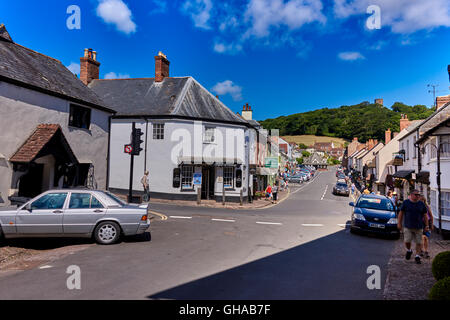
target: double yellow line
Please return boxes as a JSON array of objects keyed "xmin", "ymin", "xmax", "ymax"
[{"xmin": 148, "ymin": 210, "xmax": 168, "ymax": 221}]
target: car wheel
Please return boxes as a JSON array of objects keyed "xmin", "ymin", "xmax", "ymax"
[{"xmin": 94, "ymin": 221, "xmax": 121, "ymax": 245}]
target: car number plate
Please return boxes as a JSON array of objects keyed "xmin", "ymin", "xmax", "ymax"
[{"xmin": 369, "ymin": 223, "xmax": 385, "ymax": 229}]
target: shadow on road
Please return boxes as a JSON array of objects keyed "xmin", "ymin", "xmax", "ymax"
[{"xmin": 147, "ymin": 228, "xmax": 397, "ymax": 300}]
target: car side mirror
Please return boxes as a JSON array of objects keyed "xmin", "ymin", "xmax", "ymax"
[
  {"xmin": 25, "ymin": 203, "xmax": 32, "ymax": 212},
  {"xmin": 349, "ymin": 202, "xmax": 355, "ymax": 207}
]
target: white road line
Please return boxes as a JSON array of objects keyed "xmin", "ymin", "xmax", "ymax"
[
  {"xmin": 39, "ymin": 265, "xmax": 53, "ymax": 269},
  {"xmin": 169, "ymin": 216, "xmax": 192, "ymax": 219},
  {"xmin": 302, "ymin": 224, "xmax": 324, "ymax": 227},
  {"xmin": 211, "ymin": 218, "xmax": 235, "ymax": 223},
  {"xmin": 256, "ymin": 221, "xmax": 283, "ymax": 226},
  {"xmin": 320, "ymin": 185, "xmax": 328, "ymax": 200},
  {"xmin": 337, "ymin": 223, "xmax": 352, "ymax": 227}
]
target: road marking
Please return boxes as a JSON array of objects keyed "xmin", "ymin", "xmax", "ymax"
[
  {"xmin": 320, "ymin": 185, "xmax": 328, "ymax": 200},
  {"xmin": 301, "ymin": 224, "xmax": 324, "ymax": 227},
  {"xmin": 211, "ymin": 218, "xmax": 235, "ymax": 223},
  {"xmin": 337, "ymin": 223, "xmax": 352, "ymax": 227},
  {"xmin": 169, "ymin": 216, "xmax": 192, "ymax": 219},
  {"xmin": 148, "ymin": 210, "xmax": 168, "ymax": 220},
  {"xmin": 256, "ymin": 221, "xmax": 283, "ymax": 225},
  {"xmin": 39, "ymin": 265, "xmax": 53, "ymax": 269},
  {"xmin": 292, "ymin": 172, "xmax": 321, "ymax": 194}
]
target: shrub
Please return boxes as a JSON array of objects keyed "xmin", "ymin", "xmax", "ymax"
[
  {"xmin": 432, "ymin": 251, "xmax": 450, "ymax": 281},
  {"xmin": 429, "ymin": 276, "xmax": 450, "ymax": 300}
]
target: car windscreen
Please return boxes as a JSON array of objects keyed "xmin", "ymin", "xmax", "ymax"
[
  {"xmin": 336, "ymin": 183, "xmax": 347, "ymax": 188},
  {"xmin": 357, "ymin": 197, "xmax": 394, "ymax": 211}
]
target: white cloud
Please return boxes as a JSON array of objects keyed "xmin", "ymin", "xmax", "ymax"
[
  {"xmin": 66, "ymin": 62, "xmax": 80, "ymax": 75},
  {"xmin": 243, "ymin": 0, "xmax": 326, "ymax": 39},
  {"xmin": 213, "ymin": 41, "xmax": 242, "ymax": 54},
  {"xmin": 96, "ymin": 0, "xmax": 137, "ymax": 34},
  {"xmin": 338, "ymin": 51, "xmax": 365, "ymax": 61},
  {"xmin": 212, "ymin": 80, "xmax": 243, "ymax": 101},
  {"xmin": 182, "ymin": 0, "xmax": 213, "ymax": 30},
  {"xmin": 333, "ymin": 0, "xmax": 450, "ymax": 34},
  {"xmin": 104, "ymin": 72, "xmax": 131, "ymax": 79}
]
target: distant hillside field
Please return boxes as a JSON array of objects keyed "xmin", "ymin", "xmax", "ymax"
[{"xmin": 281, "ymin": 135, "xmax": 348, "ymax": 148}]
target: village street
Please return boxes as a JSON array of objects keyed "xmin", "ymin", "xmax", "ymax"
[{"xmin": 0, "ymin": 167, "xmax": 396, "ymax": 300}]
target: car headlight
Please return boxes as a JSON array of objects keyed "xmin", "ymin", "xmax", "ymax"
[
  {"xmin": 354, "ymin": 213, "xmax": 366, "ymax": 221},
  {"xmin": 387, "ymin": 218, "xmax": 398, "ymax": 224}
]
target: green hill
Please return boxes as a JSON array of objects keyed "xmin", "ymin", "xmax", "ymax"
[{"xmin": 259, "ymin": 102, "xmax": 434, "ymax": 143}]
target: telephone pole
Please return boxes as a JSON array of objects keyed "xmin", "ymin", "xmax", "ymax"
[{"xmin": 427, "ymin": 84, "xmax": 439, "ymax": 109}]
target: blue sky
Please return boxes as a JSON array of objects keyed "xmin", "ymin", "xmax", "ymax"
[{"xmin": 1, "ymin": 0, "xmax": 450, "ymax": 120}]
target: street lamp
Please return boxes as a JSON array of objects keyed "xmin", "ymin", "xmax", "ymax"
[{"xmin": 420, "ymin": 140, "xmax": 450, "ymax": 239}]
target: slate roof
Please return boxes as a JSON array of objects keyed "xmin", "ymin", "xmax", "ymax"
[
  {"xmin": 89, "ymin": 77, "xmax": 248, "ymax": 125},
  {"xmin": 9, "ymin": 124, "xmax": 77, "ymax": 163},
  {"xmin": 0, "ymin": 26, "xmax": 113, "ymax": 113}
]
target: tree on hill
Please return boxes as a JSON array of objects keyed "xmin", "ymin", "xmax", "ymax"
[{"xmin": 259, "ymin": 102, "xmax": 434, "ymax": 143}]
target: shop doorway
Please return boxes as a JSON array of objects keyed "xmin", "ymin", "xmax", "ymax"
[{"xmin": 201, "ymin": 166, "xmax": 215, "ymax": 200}]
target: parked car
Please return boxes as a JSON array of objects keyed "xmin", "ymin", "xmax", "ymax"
[
  {"xmin": 0, "ymin": 189, "xmax": 150, "ymax": 245},
  {"xmin": 288, "ymin": 174, "xmax": 304, "ymax": 184},
  {"xmin": 349, "ymin": 194, "xmax": 399, "ymax": 239},
  {"xmin": 333, "ymin": 182, "xmax": 349, "ymax": 196}
]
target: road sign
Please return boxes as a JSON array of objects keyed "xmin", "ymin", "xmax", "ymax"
[{"xmin": 124, "ymin": 144, "xmax": 133, "ymax": 154}]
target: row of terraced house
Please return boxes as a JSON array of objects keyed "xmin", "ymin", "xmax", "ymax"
[
  {"xmin": 0, "ymin": 25, "xmax": 281, "ymax": 207},
  {"xmin": 344, "ymin": 69, "xmax": 450, "ymax": 233}
]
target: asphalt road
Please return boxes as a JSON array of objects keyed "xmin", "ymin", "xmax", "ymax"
[{"xmin": 0, "ymin": 168, "xmax": 396, "ymax": 300}]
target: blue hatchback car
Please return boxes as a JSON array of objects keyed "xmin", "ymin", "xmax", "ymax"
[{"xmin": 349, "ymin": 194, "xmax": 400, "ymax": 239}]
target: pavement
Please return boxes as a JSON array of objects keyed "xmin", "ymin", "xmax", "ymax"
[{"xmin": 0, "ymin": 167, "xmax": 398, "ymax": 300}]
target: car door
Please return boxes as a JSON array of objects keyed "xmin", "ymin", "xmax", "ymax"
[
  {"xmin": 16, "ymin": 192, "xmax": 67, "ymax": 235},
  {"xmin": 63, "ymin": 192, "xmax": 106, "ymax": 235}
]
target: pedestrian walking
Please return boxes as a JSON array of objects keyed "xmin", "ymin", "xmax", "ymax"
[
  {"xmin": 141, "ymin": 170, "xmax": 150, "ymax": 202},
  {"xmin": 351, "ymin": 183, "xmax": 355, "ymax": 195},
  {"xmin": 272, "ymin": 182, "xmax": 279, "ymax": 204},
  {"xmin": 397, "ymin": 189, "xmax": 429, "ymax": 264},
  {"xmin": 420, "ymin": 195, "xmax": 434, "ymax": 259}
]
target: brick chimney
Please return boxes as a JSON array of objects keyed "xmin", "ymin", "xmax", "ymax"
[
  {"xmin": 436, "ymin": 95, "xmax": 450, "ymax": 110},
  {"xmin": 385, "ymin": 128, "xmax": 391, "ymax": 144},
  {"xmin": 399, "ymin": 114, "xmax": 410, "ymax": 131},
  {"xmin": 155, "ymin": 51, "xmax": 170, "ymax": 82},
  {"xmin": 242, "ymin": 103, "xmax": 253, "ymax": 121},
  {"xmin": 80, "ymin": 48, "xmax": 100, "ymax": 86}
]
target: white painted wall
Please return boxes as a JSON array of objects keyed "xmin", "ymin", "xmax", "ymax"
[
  {"xmin": 0, "ymin": 81, "xmax": 110, "ymax": 206},
  {"xmin": 109, "ymin": 118, "xmax": 249, "ymax": 198}
]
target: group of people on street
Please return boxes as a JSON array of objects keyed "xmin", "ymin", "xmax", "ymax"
[{"xmin": 265, "ymin": 179, "xmax": 283, "ymax": 204}]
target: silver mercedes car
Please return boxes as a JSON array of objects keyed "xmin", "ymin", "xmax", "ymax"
[{"xmin": 0, "ymin": 189, "xmax": 150, "ymax": 245}]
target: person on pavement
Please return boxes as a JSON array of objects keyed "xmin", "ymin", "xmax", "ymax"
[
  {"xmin": 272, "ymin": 181, "xmax": 279, "ymax": 204},
  {"xmin": 141, "ymin": 171, "xmax": 150, "ymax": 202},
  {"xmin": 419, "ymin": 195, "xmax": 434, "ymax": 259},
  {"xmin": 351, "ymin": 183, "xmax": 356, "ymax": 195},
  {"xmin": 397, "ymin": 189, "xmax": 429, "ymax": 264},
  {"xmin": 265, "ymin": 185, "xmax": 272, "ymax": 200}
]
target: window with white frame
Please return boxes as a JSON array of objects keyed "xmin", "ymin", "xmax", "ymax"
[
  {"xmin": 153, "ymin": 123, "xmax": 164, "ymax": 140},
  {"xmin": 181, "ymin": 166, "xmax": 194, "ymax": 190},
  {"xmin": 440, "ymin": 136, "xmax": 450, "ymax": 158},
  {"xmin": 223, "ymin": 167, "xmax": 234, "ymax": 189},
  {"xmin": 203, "ymin": 127, "xmax": 216, "ymax": 143},
  {"xmin": 442, "ymin": 191, "xmax": 450, "ymax": 217},
  {"xmin": 406, "ymin": 140, "xmax": 410, "ymax": 160},
  {"xmin": 430, "ymin": 137, "xmax": 437, "ymax": 159},
  {"xmin": 430, "ymin": 190, "xmax": 437, "ymax": 218}
]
